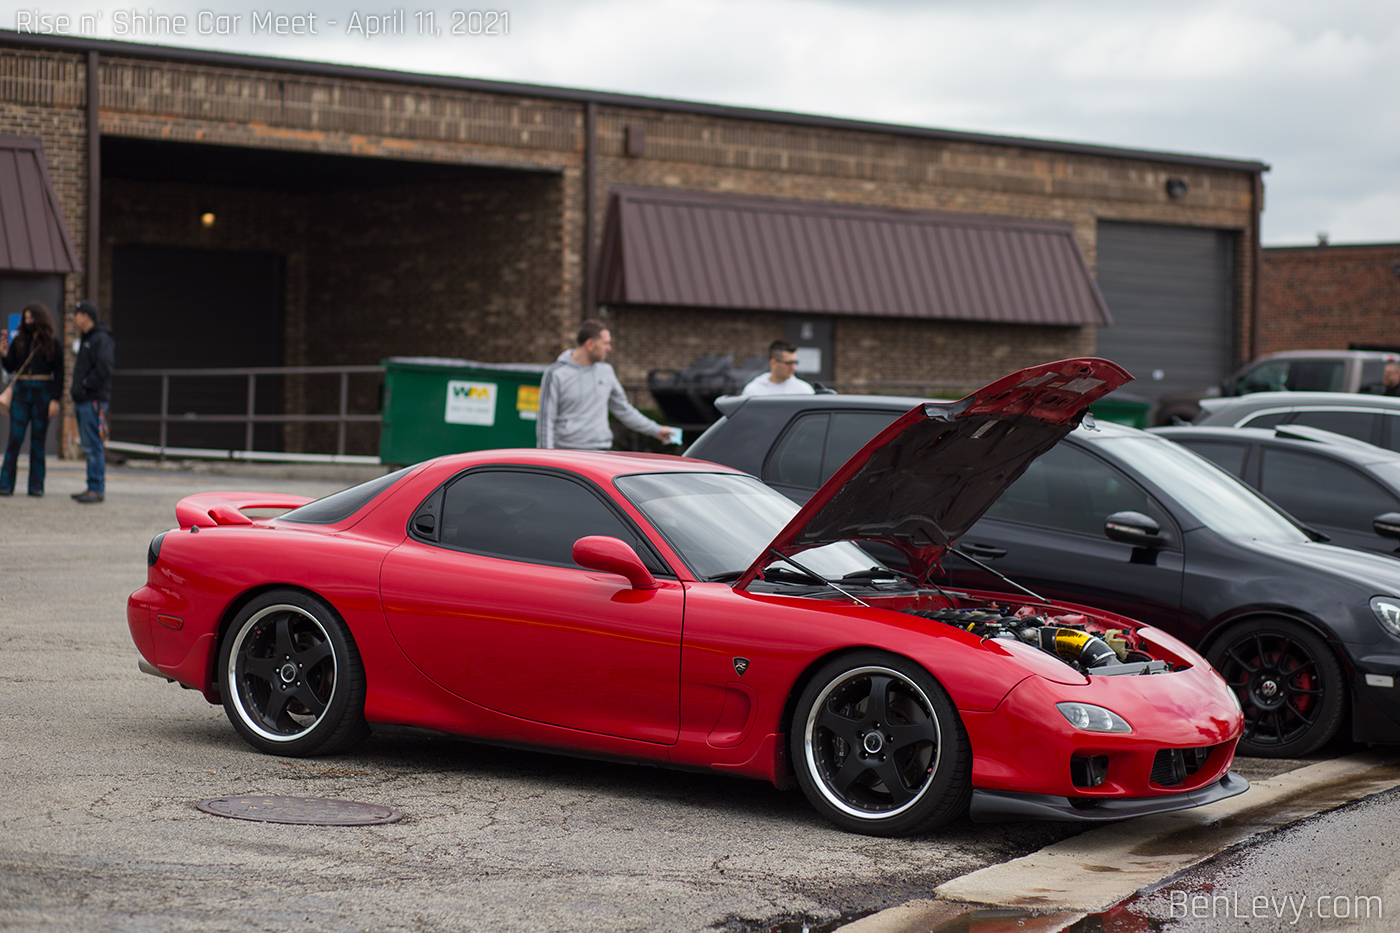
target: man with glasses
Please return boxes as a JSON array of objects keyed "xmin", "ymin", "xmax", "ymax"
[{"xmin": 742, "ymin": 340, "xmax": 815, "ymax": 396}]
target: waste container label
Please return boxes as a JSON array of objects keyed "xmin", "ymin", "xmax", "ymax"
[
  {"xmin": 445, "ymin": 380, "xmax": 497, "ymax": 426},
  {"xmin": 516, "ymin": 385, "xmax": 539, "ymax": 421}
]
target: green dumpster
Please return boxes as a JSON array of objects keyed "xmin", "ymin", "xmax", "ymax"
[
  {"xmin": 379, "ymin": 357, "xmax": 549, "ymax": 465},
  {"xmin": 1088, "ymin": 392, "xmax": 1152, "ymax": 430}
]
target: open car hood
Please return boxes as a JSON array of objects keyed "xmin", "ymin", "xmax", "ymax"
[{"xmin": 739, "ymin": 358, "xmax": 1132, "ymax": 586}]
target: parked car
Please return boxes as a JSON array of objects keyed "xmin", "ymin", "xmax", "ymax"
[
  {"xmin": 1152, "ymin": 424, "xmax": 1400, "ymax": 558},
  {"xmin": 1193, "ymin": 391, "xmax": 1400, "ymax": 453},
  {"xmin": 130, "ymin": 359, "xmax": 1249, "ymax": 836},
  {"xmin": 688, "ymin": 391, "xmax": 1400, "ymax": 757},
  {"xmin": 1153, "ymin": 350, "xmax": 1397, "ymax": 425}
]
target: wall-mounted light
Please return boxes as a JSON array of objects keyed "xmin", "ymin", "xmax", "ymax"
[
  {"xmin": 1165, "ymin": 178, "xmax": 1189, "ymax": 199},
  {"xmin": 200, "ymin": 212, "xmax": 216, "ymax": 228}
]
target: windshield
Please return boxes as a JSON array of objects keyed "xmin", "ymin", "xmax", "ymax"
[
  {"xmin": 280, "ymin": 467, "xmax": 412, "ymax": 525},
  {"xmin": 1098, "ymin": 435, "xmax": 1307, "ymax": 543},
  {"xmin": 615, "ymin": 472, "xmax": 882, "ymax": 582}
]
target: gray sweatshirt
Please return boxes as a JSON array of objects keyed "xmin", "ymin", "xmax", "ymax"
[{"xmin": 536, "ymin": 349, "xmax": 665, "ymax": 450}]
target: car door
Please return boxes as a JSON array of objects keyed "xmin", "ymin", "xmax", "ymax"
[
  {"xmin": 380, "ymin": 467, "xmax": 685, "ymax": 744},
  {"xmin": 1256, "ymin": 447, "xmax": 1400, "ymax": 556},
  {"xmin": 940, "ymin": 441, "xmax": 1187, "ymax": 632}
]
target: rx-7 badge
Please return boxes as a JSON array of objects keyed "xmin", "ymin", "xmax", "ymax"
[{"xmin": 732, "ymin": 657, "xmax": 750, "ymax": 676}]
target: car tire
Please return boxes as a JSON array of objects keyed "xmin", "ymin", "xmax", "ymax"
[
  {"xmin": 218, "ymin": 589, "xmax": 369, "ymax": 757},
  {"xmin": 791, "ymin": 651, "xmax": 970, "ymax": 836},
  {"xmin": 1206, "ymin": 617, "xmax": 1345, "ymax": 758}
]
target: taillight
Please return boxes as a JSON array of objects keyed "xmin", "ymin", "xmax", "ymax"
[{"xmin": 147, "ymin": 531, "xmax": 169, "ymax": 567}]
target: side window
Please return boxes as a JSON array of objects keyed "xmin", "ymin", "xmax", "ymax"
[
  {"xmin": 822, "ymin": 412, "xmax": 902, "ymax": 483},
  {"xmin": 765, "ymin": 413, "xmax": 828, "ymax": 488},
  {"xmin": 1289, "ymin": 410, "xmax": 1380, "ymax": 445},
  {"xmin": 1174, "ymin": 440, "xmax": 1249, "ymax": 478},
  {"xmin": 1360, "ymin": 359, "xmax": 1387, "ymax": 393},
  {"xmin": 1236, "ymin": 361, "xmax": 1290, "ymax": 394},
  {"xmin": 437, "ymin": 470, "xmax": 661, "ymax": 571},
  {"xmin": 1384, "ymin": 414, "xmax": 1400, "ymax": 454},
  {"xmin": 1286, "ymin": 361, "xmax": 1347, "ymax": 392},
  {"xmin": 983, "ymin": 443, "xmax": 1170, "ymax": 541},
  {"xmin": 1260, "ymin": 449, "xmax": 1400, "ymax": 531}
]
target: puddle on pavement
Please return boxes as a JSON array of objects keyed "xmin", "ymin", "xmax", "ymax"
[{"xmin": 740, "ymin": 911, "xmax": 873, "ymax": 933}]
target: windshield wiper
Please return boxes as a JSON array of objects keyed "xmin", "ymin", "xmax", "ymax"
[
  {"xmin": 764, "ymin": 550, "xmax": 870, "ymax": 607},
  {"xmin": 950, "ymin": 547, "xmax": 1050, "ymax": 605},
  {"xmin": 706, "ymin": 570, "xmax": 745, "ymax": 582},
  {"xmin": 840, "ymin": 568, "xmax": 915, "ymax": 585}
]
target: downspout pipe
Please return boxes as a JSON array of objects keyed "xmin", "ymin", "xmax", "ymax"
[
  {"xmin": 582, "ymin": 100, "xmax": 597, "ymax": 320},
  {"xmin": 1248, "ymin": 170, "xmax": 1263, "ymax": 363},
  {"xmin": 86, "ymin": 49, "xmax": 99, "ymax": 301}
]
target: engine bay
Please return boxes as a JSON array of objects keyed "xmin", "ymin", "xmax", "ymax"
[{"xmin": 905, "ymin": 605, "xmax": 1171, "ymax": 676}]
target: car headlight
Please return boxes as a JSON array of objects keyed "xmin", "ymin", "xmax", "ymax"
[
  {"xmin": 1371, "ymin": 597, "xmax": 1400, "ymax": 638},
  {"xmin": 1056, "ymin": 702, "xmax": 1132, "ymax": 733}
]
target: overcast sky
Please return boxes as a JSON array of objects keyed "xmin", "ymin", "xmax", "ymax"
[{"xmin": 10, "ymin": 0, "xmax": 1399, "ymax": 246}]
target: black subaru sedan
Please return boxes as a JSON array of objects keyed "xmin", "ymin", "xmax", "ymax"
[{"xmin": 687, "ymin": 393, "xmax": 1400, "ymax": 758}]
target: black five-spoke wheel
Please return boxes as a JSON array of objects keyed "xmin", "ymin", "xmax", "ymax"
[
  {"xmin": 791, "ymin": 651, "xmax": 969, "ymax": 836},
  {"xmin": 218, "ymin": 590, "xmax": 369, "ymax": 756},
  {"xmin": 1207, "ymin": 617, "xmax": 1344, "ymax": 758}
]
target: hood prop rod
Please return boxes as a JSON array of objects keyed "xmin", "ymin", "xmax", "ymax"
[
  {"xmin": 950, "ymin": 547, "xmax": 1051, "ymax": 606},
  {"xmin": 766, "ymin": 549, "xmax": 869, "ymax": 607}
]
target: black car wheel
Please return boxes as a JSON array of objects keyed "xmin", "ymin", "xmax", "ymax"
[
  {"xmin": 218, "ymin": 590, "xmax": 369, "ymax": 756},
  {"xmin": 791, "ymin": 651, "xmax": 970, "ymax": 836},
  {"xmin": 1206, "ymin": 618, "xmax": 1345, "ymax": 758}
]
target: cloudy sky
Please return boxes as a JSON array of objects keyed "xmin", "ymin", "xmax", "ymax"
[{"xmin": 10, "ymin": 0, "xmax": 1399, "ymax": 246}]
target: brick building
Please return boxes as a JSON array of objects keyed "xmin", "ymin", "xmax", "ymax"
[
  {"xmin": 0, "ymin": 30, "xmax": 1267, "ymax": 455},
  {"xmin": 1258, "ymin": 243, "xmax": 1400, "ymax": 354}
]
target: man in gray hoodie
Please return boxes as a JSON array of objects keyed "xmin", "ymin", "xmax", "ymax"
[{"xmin": 536, "ymin": 320, "xmax": 674, "ymax": 450}]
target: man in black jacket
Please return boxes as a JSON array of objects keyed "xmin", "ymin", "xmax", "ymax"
[{"xmin": 70, "ymin": 301, "xmax": 114, "ymax": 503}]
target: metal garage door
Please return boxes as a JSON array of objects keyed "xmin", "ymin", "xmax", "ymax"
[{"xmin": 1094, "ymin": 221, "xmax": 1235, "ymax": 402}]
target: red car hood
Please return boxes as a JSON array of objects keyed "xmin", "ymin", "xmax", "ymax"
[{"xmin": 740, "ymin": 358, "xmax": 1132, "ymax": 585}]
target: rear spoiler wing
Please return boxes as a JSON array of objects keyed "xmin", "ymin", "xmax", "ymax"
[{"xmin": 175, "ymin": 492, "xmax": 315, "ymax": 528}]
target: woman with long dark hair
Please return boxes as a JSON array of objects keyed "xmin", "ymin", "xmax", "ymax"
[{"xmin": 1, "ymin": 302, "xmax": 64, "ymax": 496}]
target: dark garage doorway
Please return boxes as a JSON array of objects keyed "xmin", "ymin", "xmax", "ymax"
[{"xmin": 111, "ymin": 246, "xmax": 284, "ymax": 450}]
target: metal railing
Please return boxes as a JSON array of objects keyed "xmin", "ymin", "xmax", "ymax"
[{"xmin": 110, "ymin": 365, "xmax": 385, "ymax": 459}]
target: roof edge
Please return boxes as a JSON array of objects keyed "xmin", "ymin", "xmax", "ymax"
[{"xmin": 0, "ymin": 30, "xmax": 1270, "ymax": 174}]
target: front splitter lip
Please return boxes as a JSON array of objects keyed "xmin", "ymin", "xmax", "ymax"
[{"xmin": 969, "ymin": 771, "xmax": 1249, "ymax": 822}]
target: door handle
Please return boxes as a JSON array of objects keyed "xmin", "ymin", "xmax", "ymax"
[{"xmin": 961, "ymin": 543, "xmax": 1007, "ymax": 559}]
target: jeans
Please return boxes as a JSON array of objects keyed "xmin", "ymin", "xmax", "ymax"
[
  {"xmin": 1, "ymin": 381, "xmax": 52, "ymax": 495},
  {"xmin": 75, "ymin": 399, "xmax": 107, "ymax": 495}
]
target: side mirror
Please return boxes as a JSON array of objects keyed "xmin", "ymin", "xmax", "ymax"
[
  {"xmin": 572, "ymin": 536, "xmax": 660, "ymax": 590},
  {"xmin": 1104, "ymin": 511, "xmax": 1166, "ymax": 548},
  {"xmin": 1374, "ymin": 512, "xmax": 1400, "ymax": 540}
]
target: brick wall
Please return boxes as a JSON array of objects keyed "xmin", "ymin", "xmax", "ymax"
[
  {"xmin": 1258, "ymin": 245, "xmax": 1400, "ymax": 354},
  {"xmin": 606, "ymin": 305, "xmax": 1091, "ymax": 404},
  {"xmin": 1, "ymin": 39, "xmax": 1264, "ymax": 452}
]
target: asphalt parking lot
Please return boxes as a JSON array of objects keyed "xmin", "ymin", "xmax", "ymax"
[
  {"xmin": 0, "ymin": 458, "xmax": 1095, "ymax": 933},
  {"xmin": 0, "ymin": 458, "xmax": 1384, "ymax": 933}
]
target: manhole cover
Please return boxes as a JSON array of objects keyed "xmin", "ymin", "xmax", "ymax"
[{"xmin": 196, "ymin": 795, "xmax": 403, "ymax": 825}]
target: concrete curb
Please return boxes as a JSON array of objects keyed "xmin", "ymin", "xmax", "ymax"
[{"xmin": 838, "ymin": 752, "xmax": 1400, "ymax": 929}]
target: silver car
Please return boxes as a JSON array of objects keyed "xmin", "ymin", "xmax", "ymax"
[{"xmin": 1194, "ymin": 391, "xmax": 1400, "ymax": 453}]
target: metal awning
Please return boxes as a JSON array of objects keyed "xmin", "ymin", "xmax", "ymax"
[
  {"xmin": 0, "ymin": 134, "xmax": 81, "ymax": 274},
  {"xmin": 595, "ymin": 186, "xmax": 1111, "ymax": 326}
]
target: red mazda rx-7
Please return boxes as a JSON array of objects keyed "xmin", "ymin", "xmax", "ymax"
[{"xmin": 129, "ymin": 358, "xmax": 1246, "ymax": 836}]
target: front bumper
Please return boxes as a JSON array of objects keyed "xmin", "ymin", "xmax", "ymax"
[{"xmin": 969, "ymin": 771, "xmax": 1249, "ymax": 822}]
